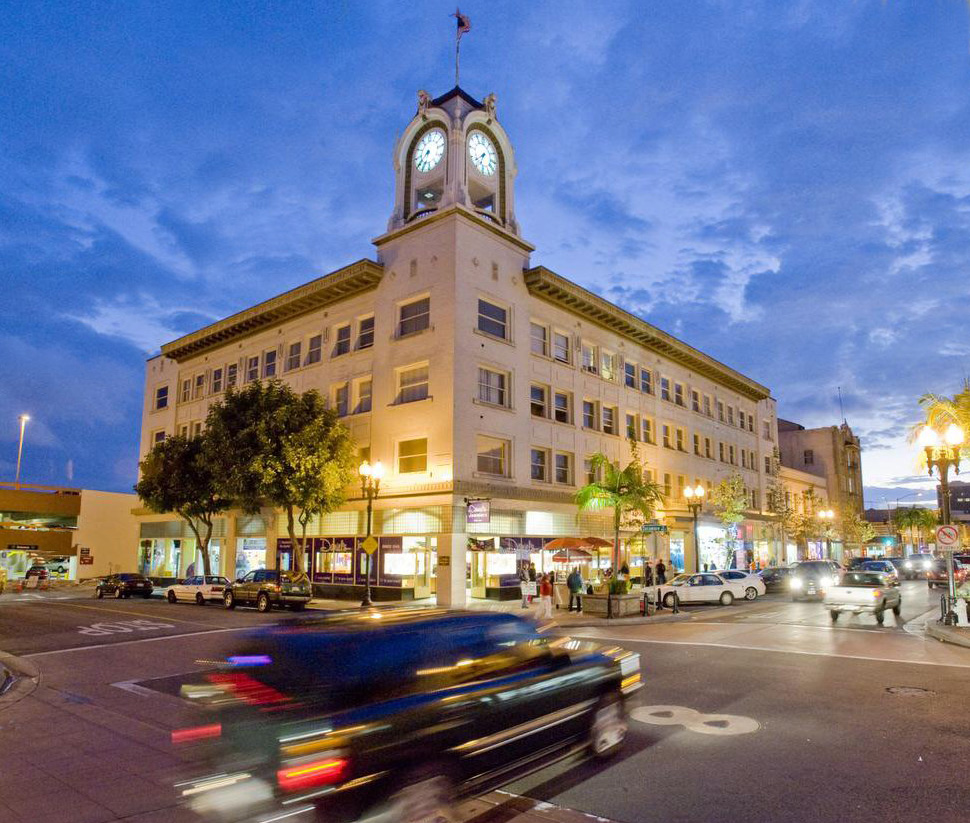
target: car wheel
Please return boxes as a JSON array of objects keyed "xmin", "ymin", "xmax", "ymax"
[
  {"xmin": 744, "ymin": 586, "xmax": 758, "ymax": 601},
  {"xmin": 875, "ymin": 606, "xmax": 885, "ymax": 625},
  {"xmin": 373, "ymin": 766, "xmax": 457, "ymax": 823},
  {"xmin": 589, "ymin": 691, "xmax": 627, "ymax": 758},
  {"xmin": 892, "ymin": 602, "xmax": 901, "ymax": 616},
  {"xmin": 114, "ymin": 587, "xmax": 123, "ymax": 599},
  {"xmin": 256, "ymin": 593, "xmax": 271, "ymax": 613},
  {"xmin": 830, "ymin": 610, "xmax": 839, "ymax": 622},
  {"xmin": 196, "ymin": 593, "xmax": 205, "ymax": 606},
  {"xmin": 96, "ymin": 588, "xmax": 104, "ymax": 599},
  {"xmin": 224, "ymin": 591, "xmax": 235, "ymax": 610},
  {"xmin": 663, "ymin": 592, "xmax": 676, "ymax": 608},
  {"xmin": 719, "ymin": 592, "xmax": 734, "ymax": 606},
  {"xmin": 167, "ymin": 591, "xmax": 177, "ymax": 604}
]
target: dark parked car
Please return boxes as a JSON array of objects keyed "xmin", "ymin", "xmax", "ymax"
[
  {"xmin": 24, "ymin": 565, "xmax": 49, "ymax": 582},
  {"xmin": 758, "ymin": 566, "xmax": 794, "ymax": 592},
  {"xmin": 900, "ymin": 554, "xmax": 934, "ymax": 580},
  {"xmin": 96, "ymin": 573, "xmax": 153, "ymax": 599},
  {"xmin": 223, "ymin": 569, "xmax": 311, "ymax": 612},
  {"xmin": 860, "ymin": 559, "xmax": 899, "ymax": 585},
  {"xmin": 177, "ymin": 609, "xmax": 641, "ymax": 823},
  {"xmin": 927, "ymin": 558, "xmax": 968, "ymax": 589},
  {"xmin": 790, "ymin": 560, "xmax": 842, "ymax": 601}
]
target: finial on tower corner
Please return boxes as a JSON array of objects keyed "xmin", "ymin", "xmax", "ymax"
[
  {"xmin": 417, "ymin": 89, "xmax": 431, "ymax": 119},
  {"xmin": 483, "ymin": 92, "xmax": 496, "ymax": 122}
]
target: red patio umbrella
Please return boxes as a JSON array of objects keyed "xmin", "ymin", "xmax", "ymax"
[
  {"xmin": 552, "ymin": 548, "xmax": 592, "ymax": 563},
  {"xmin": 543, "ymin": 537, "xmax": 590, "ymax": 550}
]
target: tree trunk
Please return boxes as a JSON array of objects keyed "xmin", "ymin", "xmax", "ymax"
[
  {"xmin": 613, "ymin": 510, "xmax": 621, "ymax": 572},
  {"xmin": 298, "ymin": 512, "xmax": 310, "ymax": 581},
  {"xmin": 182, "ymin": 514, "xmax": 212, "ymax": 577},
  {"xmin": 285, "ymin": 505, "xmax": 303, "ymax": 573}
]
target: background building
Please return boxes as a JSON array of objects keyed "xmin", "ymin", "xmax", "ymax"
[
  {"xmin": 938, "ymin": 479, "xmax": 970, "ymax": 525},
  {"xmin": 778, "ymin": 419, "xmax": 864, "ymax": 518}
]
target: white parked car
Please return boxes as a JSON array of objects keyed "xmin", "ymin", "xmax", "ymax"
[
  {"xmin": 713, "ymin": 570, "xmax": 766, "ymax": 600},
  {"xmin": 657, "ymin": 572, "xmax": 748, "ymax": 607},
  {"xmin": 165, "ymin": 575, "xmax": 230, "ymax": 605}
]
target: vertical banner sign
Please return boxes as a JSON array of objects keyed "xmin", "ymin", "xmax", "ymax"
[
  {"xmin": 467, "ymin": 500, "xmax": 490, "ymax": 525},
  {"xmin": 377, "ymin": 537, "xmax": 404, "ymax": 587}
]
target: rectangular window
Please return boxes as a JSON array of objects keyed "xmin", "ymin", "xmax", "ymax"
[
  {"xmin": 582, "ymin": 400, "xmax": 597, "ymax": 429},
  {"xmin": 729, "ymin": 445, "xmax": 736, "ymax": 465},
  {"xmin": 246, "ymin": 356, "xmax": 259, "ymax": 383},
  {"xmin": 640, "ymin": 367, "xmax": 652, "ymax": 394},
  {"xmin": 602, "ymin": 406, "xmax": 617, "ymax": 435},
  {"xmin": 642, "ymin": 417, "xmax": 654, "ymax": 444},
  {"xmin": 333, "ymin": 325, "xmax": 351, "ymax": 357},
  {"xmin": 530, "ymin": 384, "xmax": 548, "ymax": 417},
  {"xmin": 154, "ymin": 386, "xmax": 168, "ymax": 410},
  {"xmin": 626, "ymin": 413, "xmax": 638, "ymax": 440},
  {"xmin": 717, "ymin": 401, "xmax": 725, "ymax": 422},
  {"xmin": 662, "ymin": 424, "xmax": 672, "ymax": 449},
  {"xmin": 584, "ymin": 457, "xmax": 597, "ymax": 485},
  {"xmin": 661, "ymin": 377, "xmax": 671, "ymax": 401},
  {"xmin": 581, "ymin": 342, "xmax": 597, "ymax": 374},
  {"xmin": 749, "ymin": 416, "xmax": 755, "ymax": 433},
  {"xmin": 357, "ymin": 316, "xmax": 375, "ymax": 349},
  {"xmin": 179, "ymin": 423, "xmax": 189, "ymax": 438},
  {"xmin": 555, "ymin": 452, "xmax": 572, "ymax": 485},
  {"xmin": 676, "ymin": 428, "xmax": 685, "ymax": 451},
  {"xmin": 399, "ymin": 438, "xmax": 428, "ymax": 473},
  {"xmin": 677, "ymin": 475, "xmax": 686, "ymax": 499},
  {"xmin": 211, "ymin": 368, "xmax": 223, "ymax": 393},
  {"xmin": 693, "ymin": 433, "xmax": 701, "ymax": 455},
  {"xmin": 530, "ymin": 322, "xmax": 548, "ymax": 356},
  {"xmin": 804, "ymin": 449, "xmax": 814, "ymax": 466},
  {"xmin": 625, "ymin": 362, "xmax": 637, "ymax": 388},
  {"xmin": 530, "ymin": 448, "xmax": 549, "ymax": 482},
  {"xmin": 262, "ymin": 350, "xmax": 277, "ymax": 378},
  {"xmin": 478, "ymin": 368, "xmax": 507, "ymax": 407},
  {"xmin": 192, "ymin": 421, "xmax": 203, "ymax": 438},
  {"xmin": 691, "ymin": 390, "xmax": 700, "ymax": 413},
  {"xmin": 751, "ymin": 490, "xmax": 759, "ymax": 509},
  {"xmin": 738, "ymin": 410, "xmax": 746, "ymax": 430},
  {"xmin": 674, "ymin": 383, "xmax": 684, "ymax": 407},
  {"xmin": 704, "ymin": 395, "xmax": 712, "ymax": 417},
  {"xmin": 334, "ymin": 383, "xmax": 349, "ymax": 417},
  {"xmin": 397, "ymin": 364, "xmax": 429, "ymax": 404},
  {"xmin": 180, "ymin": 378, "xmax": 191, "ymax": 403},
  {"xmin": 554, "ymin": 391, "xmax": 570, "ymax": 424},
  {"xmin": 764, "ymin": 420, "xmax": 772, "ymax": 440},
  {"xmin": 663, "ymin": 473, "xmax": 672, "ymax": 498},
  {"xmin": 355, "ymin": 378, "xmax": 372, "ymax": 414},
  {"xmin": 306, "ymin": 335, "xmax": 322, "ymax": 365},
  {"xmin": 553, "ymin": 331, "xmax": 570, "ymax": 364},
  {"xmin": 226, "ymin": 363, "xmax": 238, "ymax": 388},
  {"xmin": 764, "ymin": 455, "xmax": 771, "ymax": 474},
  {"xmin": 153, "ymin": 430, "xmax": 166, "ymax": 445},
  {"xmin": 193, "ymin": 374, "xmax": 205, "ymax": 399},
  {"xmin": 727, "ymin": 406, "xmax": 735, "ymax": 426},
  {"xmin": 719, "ymin": 442, "xmax": 726, "ymax": 462},
  {"xmin": 398, "ymin": 297, "xmax": 430, "ymax": 337},
  {"xmin": 286, "ymin": 342, "xmax": 302, "ymax": 371},
  {"xmin": 705, "ymin": 437, "xmax": 712, "ymax": 459},
  {"xmin": 600, "ymin": 351, "xmax": 616, "ymax": 381},
  {"xmin": 477, "ymin": 299, "xmax": 508, "ymax": 339},
  {"xmin": 477, "ymin": 436, "xmax": 509, "ymax": 476}
]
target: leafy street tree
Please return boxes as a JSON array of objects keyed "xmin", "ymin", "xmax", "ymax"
[
  {"xmin": 205, "ymin": 380, "xmax": 357, "ymax": 574},
  {"xmin": 575, "ymin": 445, "xmax": 665, "ymax": 573},
  {"xmin": 840, "ymin": 512, "xmax": 876, "ymax": 556},
  {"xmin": 892, "ymin": 506, "xmax": 937, "ymax": 550},
  {"xmin": 135, "ymin": 435, "xmax": 230, "ymax": 576},
  {"xmin": 764, "ymin": 447, "xmax": 796, "ymax": 562},
  {"xmin": 709, "ymin": 473, "xmax": 748, "ymax": 568}
]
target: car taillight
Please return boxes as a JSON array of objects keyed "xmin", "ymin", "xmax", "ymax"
[
  {"xmin": 205, "ymin": 672, "xmax": 291, "ymax": 708},
  {"xmin": 277, "ymin": 757, "xmax": 347, "ymax": 792},
  {"xmin": 872, "ymin": 590, "xmax": 882, "ymax": 598},
  {"xmin": 171, "ymin": 723, "xmax": 222, "ymax": 744}
]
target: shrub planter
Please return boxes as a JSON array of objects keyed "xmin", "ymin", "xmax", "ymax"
[{"xmin": 583, "ymin": 592, "xmax": 642, "ymax": 618}]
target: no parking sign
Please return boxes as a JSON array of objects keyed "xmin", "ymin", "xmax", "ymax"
[{"xmin": 936, "ymin": 525, "xmax": 959, "ymax": 547}]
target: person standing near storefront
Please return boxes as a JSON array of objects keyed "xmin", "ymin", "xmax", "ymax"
[
  {"xmin": 527, "ymin": 562, "xmax": 537, "ymax": 603},
  {"xmin": 518, "ymin": 563, "xmax": 530, "ymax": 609},
  {"xmin": 535, "ymin": 573, "xmax": 553, "ymax": 619},
  {"xmin": 567, "ymin": 567, "xmax": 583, "ymax": 612},
  {"xmin": 655, "ymin": 558, "xmax": 667, "ymax": 585}
]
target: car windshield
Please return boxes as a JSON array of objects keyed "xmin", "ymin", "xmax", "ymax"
[
  {"xmin": 795, "ymin": 562, "xmax": 831, "ymax": 574},
  {"xmin": 669, "ymin": 574, "xmax": 690, "ymax": 586},
  {"xmin": 841, "ymin": 572, "xmax": 883, "ymax": 587},
  {"xmin": 118, "ymin": 573, "xmax": 146, "ymax": 581}
]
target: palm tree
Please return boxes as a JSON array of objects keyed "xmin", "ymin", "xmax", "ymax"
[
  {"xmin": 575, "ymin": 447, "xmax": 665, "ymax": 572},
  {"xmin": 912, "ymin": 381, "xmax": 970, "ymax": 461}
]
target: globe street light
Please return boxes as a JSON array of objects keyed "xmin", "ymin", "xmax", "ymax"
[
  {"xmin": 684, "ymin": 484, "xmax": 705, "ymax": 573},
  {"xmin": 358, "ymin": 459, "xmax": 384, "ymax": 608},
  {"xmin": 15, "ymin": 414, "xmax": 30, "ymax": 488},
  {"xmin": 818, "ymin": 508, "xmax": 835, "ymax": 560},
  {"xmin": 919, "ymin": 423, "xmax": 963, "ymax": 624}
]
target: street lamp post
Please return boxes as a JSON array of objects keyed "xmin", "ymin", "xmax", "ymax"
[
  {"xmin": 358, "ymin": 459, "xmax": 384, "ymax": 609},
  {"xmin": 15, "ymin": 414, "xmax": 30, "ymax": 488},
  {"xmin": 684, "ymin": 484, "xmax": 705, "ymax": 573},
  {"xmin": 818, "ymin": 508, "xmax": 835, "ymax": 560},
  {"xmin": 919, "ymin": 423, "xmax": 963, "ymax": 625}
]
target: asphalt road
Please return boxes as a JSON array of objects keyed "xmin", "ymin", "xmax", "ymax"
[{"xmin": 0, "ymin": 582, "xmax": 967, "ymax": 823}]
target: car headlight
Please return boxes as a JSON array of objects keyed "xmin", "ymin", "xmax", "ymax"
[
  {"xmin": 923, "ymin": 560, "xmax": 932, "ymax": 570},
  {"xmin": 904, "ymin": 561, "xmax": 912, "ymax": 570},
  {"xmin": 791, "ymin": 578, "xmax": 803, "ymax": 589}
]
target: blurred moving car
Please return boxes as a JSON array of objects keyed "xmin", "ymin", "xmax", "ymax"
[
  {"xmin": 860, "ymin": 559, "xmax": 899, "ymax": 586},
  {"xmin": 658, "ymin": 572, "xmax": 746, "ymax": 607},
  {"xmin": 223, "ymin": 569, "xmax": 311, "ymax": 612},
  {"xmin": 927, "ymin": 557, "xmax": 967, "ymax": 590},
  {"xmin": 824, "ymin": 570, "xmax": 901, "ymax": 624},
  {"xmin": 166, "ymin": 575, "xmax": 231, "ymax": 605},
  {"xmin": 0, "ymin": 567, "xmax": 6, "ymax": 594},
  {"xmin": 713, "ymin": 570, "xmax": 766, "ymax": 600},
  {"xmin": 759, "ymin": 566, "xmax": 793, "ymax": 592},
  {"xmin": 901, "ymin": 554, "xmax": 933, "ymax": 580},
  {"xmin": 96, "ymin": 573, "xmax": 154, "ymax": 599},
  {"xmin": 790, "ymin": 560, "xmax": 842, "ymax": 601},
  {"xmin": 176, "ymin": 609, "xmax": 641, "ymax": 823}
]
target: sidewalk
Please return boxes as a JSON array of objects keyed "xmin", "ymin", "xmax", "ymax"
[{"xmin": 926, "ymin": 622, "xmax": 970, "ymax": 649}]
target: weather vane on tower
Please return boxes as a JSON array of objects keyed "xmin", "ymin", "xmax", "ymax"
[{"xmin": 453, "ymin": 8, "xmax": 471, "ymax": 87}]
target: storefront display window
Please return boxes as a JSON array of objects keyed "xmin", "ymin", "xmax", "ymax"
[
  {"xmin": 235, "ymin": 537, "xmax": 266, "ymax": 579},
  {"xmin": 670, "ymin": 533, "xmax": 685, "ymax": 572}
]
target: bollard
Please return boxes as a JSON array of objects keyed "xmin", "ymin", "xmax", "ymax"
[
  {"xmin": 656, "ymin": 588, "xmax": 663, "ymax": 611},
  {"xmin": 672, "ymin": 592, "xmax": 680, "ymax": 614}
]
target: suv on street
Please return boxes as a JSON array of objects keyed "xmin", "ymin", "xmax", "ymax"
[
  {"xmin": 790, "ymin": 560, "xmax": 842, "ymax": 601},
  {"xmin": 223, "ymin": 569, "xmax": 311, "ymax": 612},
  {"xmin": 927, "ymin": 557, "xmax": 967, "ymax": 589},
  {"xmin": 96, "ymin": 573, "xmax": 154, "ymax": 599},
  {"xmin": 177, "ymin": 609, "xmax": 641, "ymax": 823}
]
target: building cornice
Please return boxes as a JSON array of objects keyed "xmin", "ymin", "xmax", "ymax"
[
  {"xmin": 373, "ymin": 205, "xmax": 535, "ymax": 253},
  {"xmin": 160, "ymin": 259, "xmax": 384, "ymax": 363},
  {"xmin": 523, "ymin": 266, "xmax": 771, "ymax": 402}
]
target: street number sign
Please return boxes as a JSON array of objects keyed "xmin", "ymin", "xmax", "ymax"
[
  {"xmin": 361, "ymin": 535, "xmax": 379, "ymax": 555},
  {"xmin": 936, "ymin": 525, "xmax": 959, "ymax": 547}
]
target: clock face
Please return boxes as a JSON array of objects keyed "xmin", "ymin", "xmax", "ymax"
[
  {"xmin": 414, "ymin": 129, "xmax": 445, "ymax": 173},
  {"xmin": 468, "ymin": 132, "xmax": 497, "ymax": 176}
]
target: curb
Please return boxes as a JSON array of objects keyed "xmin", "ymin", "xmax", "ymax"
[
  {"xmin": 0, "ymin": 650, "xmax": 41, "ymax": 709},
  {"xmin": 926, "ymin": 622, "xmax": 970, "ymax": 650},
  {"xmin": 548, "ymin": 612, "xmax": 693, "ymax": 629}
]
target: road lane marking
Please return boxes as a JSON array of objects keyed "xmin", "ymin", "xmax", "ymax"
[
  {"xmin": 20, "ymin": 626, "xmax": 255, "ymax": 658},
  {"xmin": 41, "ymin": 599, "xmax": 211, "ymax": 626},
  {"xmin": 561, "ymin": 632, "xmax": 970, "ymax": 669},
  {"xmin": 77, "ymin": 619, "xmax": 176, "ymax": 636},
  {"xmin": 631, "ymin": 705, "xmax": 760, "ymax": 736},
  {"xmin": 111, "ymin": 679, "xmax": 159, "ymax": 697}
]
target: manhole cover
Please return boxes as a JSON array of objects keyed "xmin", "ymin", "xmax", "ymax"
[{"xmin": 886, "ymin": 686, "xmax": 935, "ymax": 697}]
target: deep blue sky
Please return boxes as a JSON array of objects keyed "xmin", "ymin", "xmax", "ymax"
[{"xmin": 2, "ymin": 1, "xmax": 969, "ymax": 506}]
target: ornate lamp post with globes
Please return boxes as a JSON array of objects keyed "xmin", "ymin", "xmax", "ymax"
[
  {"xmin": 683, "ymin": 484, "xmax": 706, "ymax": 573},
  {"xmin": 918, "ymin": 423, "xmax": 963, "ymax": 623},
  {"xmin": 358, "ymin": 459, "xmax": 385, "ymax": 609}
]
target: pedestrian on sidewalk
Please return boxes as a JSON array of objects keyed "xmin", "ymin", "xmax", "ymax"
[
  {"xmin": 527, "ymin": 563, "xmax": 537, "ymax": 603},
  {"xmin": 535, "ymin": 573, "xmax": 553, "ymax": 619},
  {"xmin": 655, "ymin": 558, "xmax": 667, "ymax": 585},
  {"xmin": 643, "ymin": 563, "xmax": 654, "ymax": 588},
  {"xmin": 567, "ymin": 567, "xmax": 583, "ymax": 612},
  {"xmin": 550, "ymin": 569, "xmax": 563, "ymax": 609},
  {"xmin": 518, "ymin": 564, "xmax": 530, "ymax": 609}
]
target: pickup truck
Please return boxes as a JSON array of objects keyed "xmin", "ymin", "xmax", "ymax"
[{"xmin": 823, "ymin": 571, "xmax": 901, "ymax": 625}]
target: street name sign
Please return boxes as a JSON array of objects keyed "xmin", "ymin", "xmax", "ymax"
[
  {"xmin": 361, "ymin": 535, "xmax": 379, "ymax": 555},
  {"xmin": 936, "ymin": 525, "xmax": 959, "ymax": 547},
  {"xmin": 642, "ymin": 523, "xmax": 668, "ymax": 534}
]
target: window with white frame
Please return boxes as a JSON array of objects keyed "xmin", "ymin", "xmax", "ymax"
[
  {"xmin": 477, "ymin": 299, "xmax": 508, "ymax": 340},
  {"xmin": 691, "ymin": 389, "xmax": 700, "ymax": 412},
  {"xmin": 626, "ymin": 413, "xmax": 638, "ymax": 440},
  {"xmin": 748, "ymin": 416, "xmax": 755, "ymax": 433},
  {"xmin": 624, "ymin": 362, "xmax": 636, "ymax": 388},
  {"xmin": 286, "ymin": 342, "xmax": 302, "ymax": 371},
  {"xmin": 333, "ymin": 325, "xmax": 351, "ymax": 357},
  {"xmin": 530, "ymin": 448, "xmax": 549, "ymax": 482},
  {"xmin": 581, "ymin": 342, "xmax": 597, "ymax": 373},
  {"xmin": 703, "ymin": 395, "xmax": 712, "ymax": 417},
  {"xmin": 738, "ymin": 410, "xmax": 746, "ymax": 430},
  {"xmin": 306, "ymin": 335, "xmax": 322, "ymax": 365},
  {"xmin": 663, "ymin": 473, "xmax": 672, "ymax": 497},
  {"xmin": 246, "ymin": 356, "xmax": 259, "ymax": 383},
  {"xmin": 154, "ymin": 386, "xmax": 169, "ymax": 410},
  {"xmin": 477, "ymin": 436, "xmax": 510, "ymax": 477},
  {"xmin": 717, "ymin": 400, "xmax": 725, "ymax": 422},
  {"xmin": 705, "ymin": 437, "xmax": 712, "ymax": 459},
  {"xmin": 530, "ymin": 322, "xmax": 548, "ymax": 356},
  {"xmin": 553, "ymin": 391, "xmax": 571, "ymax": 424},
  {"xmin": 397, "ymin": 364, "xmax": 429, "ymax": 404},
  {"xmin": 354, "ymin": 378, "xmax": 372, "ymax": 414},
  {"xmin": 555, "ymin": 452, "xmax": 572, "ymax": 484},
  {"xmin": 727, "ymin": 406, "xmax": 735, "ymax": 426},
  {"xmin": 642, "ymin": 417, "xmax": 654, "ymax": 444},
  {"xmin": 193, "ymin": 421, "xmax": 203, "ymax": 437},
  {"xmin": 764, "ymin": 455, "xmax": 771, "ymax": 474},
  {"xmin": 674, "ymin": 383, "xmax": 684, "ymax": 407},
  {"xmin": 179, "ymin": 424, "xmax": 189, "ymax": 437},
  {"xmin": 398, "ymin": 297, "xmax": 430, "ymax": 337},
  {"xmin": 662, "ymin": 424, "xmax": 672, "ymax": 448},
  {"xmin": 226, "ymin": 363, "xmax": 238, "ymax": 388},
  {"xmin": 660, "ymin": 377, "xmax": 671, "ymax": 401},
  {"xmin": 729, "ymin": 445, "xmax": 736, "ymax": 465},
  {"xmin": 676, "ymin": 427, "xmax": 686, "ymax": 451},
  {"xmin": 582, "ymin": 400, "xmax": 597, "ymax": 429},
  {"xmin": 693, "ymin": 433, "xmax": 701, "ymax": 455},
  {"xmin": 553, "ymin": 331, "xmax": 570, "ymax": 364},
  {"xmin": 152, "ymin": 429, "xmax": 166, "ymax": 445},
  {"xmin": 719, "ymin": 442, "xmax": 726, "ymax": 462},
  {"xmin": 398, "ymin": 438, "xmax": 428, "ymax": 473},
  {"xmin": 763, "ymin": 420, "xmax": 772, "ymax": 440},
  {"xmin": 640, "ymin": 367, "xmax": 652, "ymax": 394},
  {"xmin": 180, "ymin": 378, "xmax": 191, "ymax": 403},
  {"xmin": 333, "ymin": 383, "xmax": 349, "ymax": 417},
  {"xmin": 602, "ymin": 405, "xmax": 617, "ymax": 435},
  {"xmin": 677, "ymin": 475, "xmax": 686, "ymax": 499},
  {"xmin": 193, "ymin": 374, "xmax": 205, "ymax": 399},
  {"xmin": 600, "ymin": 350, "xmax": 617, "ymax": 381},
  {"xmin": 263, "ymin": 350, "xmax": 277, "ymax": 378},
  {"xmin": 357, "ymin": 316, "xmax": 375, "ymax": 349},
  {"xmin": 478, "ymin": 367, "xmax": 508, "ymax": 407},
  {"xmin": 211, "ymin": 368, "xmax": 223, "ymax": 393},
  {"xmin": 530, "ymin": 384, "xmax": 548, "ymax": 417},
  {"xmin": 584, "ymin": 456, "xmax": 598, "ymax": 485}
]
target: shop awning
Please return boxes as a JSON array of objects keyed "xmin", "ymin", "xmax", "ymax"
[
  {"xmin": 543, "ymin": 537, "xmax": 590, "ymax": 551},
  {"xmin": 552, "ymin": 549, "xmax": 592, "ymax": 563}
]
